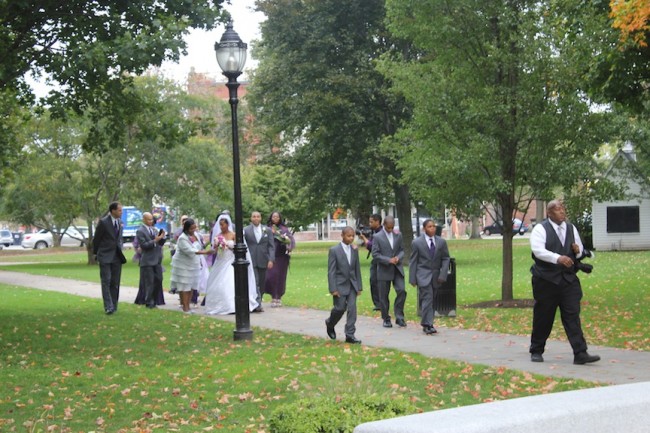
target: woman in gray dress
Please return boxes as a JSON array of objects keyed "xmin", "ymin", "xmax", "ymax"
[{"xmin": 170, "ymin": 218, "xmax": 212, "ymax": 313}]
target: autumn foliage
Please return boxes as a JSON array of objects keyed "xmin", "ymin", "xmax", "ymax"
[{"xmin": 610, "ymin": 0, "xmax": 650, "ymax": 47}]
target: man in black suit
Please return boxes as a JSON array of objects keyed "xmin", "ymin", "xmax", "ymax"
[
  {"xmin": 136, "ymin": 212, "xmax": 166, "ymax": 309},
  {"xmin": 371, "ymin": 215, "xmax": 406, "ymax": 328},
  {"xmin": 358, "ymin": 213, "xmax": 383, "ymax": 311},
  {"xmin": 93, "ymin": 201, "xmax": 126, "ymax": 314},
  {"xmin": 244, "ymin": 211, "xmax": 275, "ymax": 312}
]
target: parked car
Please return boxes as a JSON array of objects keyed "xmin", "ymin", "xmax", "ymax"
[
  {"xmin": 0, "ymin": 229, "xmax": 13, "ymax": 247},
  {"xmin": 482, "ymin": 218, "xmax": 529, "ymax": 236},
  {"xmin": 21, "ymin": 227, "xmax": 88, "ymax": 249}
]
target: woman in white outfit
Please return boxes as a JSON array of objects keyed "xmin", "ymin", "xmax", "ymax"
[
  {"xmin": 170, "ymin": 218, "xmax": 212, "ymax": 313},
  {"xmin": 204, "ymin": 214, "xmax": 259, "ymax": 315}
]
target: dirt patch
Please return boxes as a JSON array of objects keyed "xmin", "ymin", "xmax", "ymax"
[{"xmin": 466, "ymin": 299, "xmax": 535, "ymax": 309}]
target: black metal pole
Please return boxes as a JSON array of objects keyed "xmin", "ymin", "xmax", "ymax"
[{"xmin": 225, "ymin": 72, "xmax": 253, "ymax": 341}]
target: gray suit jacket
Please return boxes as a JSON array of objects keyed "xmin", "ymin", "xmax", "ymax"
[
  {"xmin": 243, "ymin": 224, "xmax": 275, "ymax": 269},
  {"xmin": 328, "ymin": 243, "xmax": 362, "ymax": 296},
  {"xmin": 136, "ymin": 224, "xmax": 166, "ymax": 266},
  {"xmin": 371, "ymin": 229, "xmax": 405, "ymax": 281},
  {"xmin": 409, "ymin": 234, "xmax": 450, "ymax": 288},
  {"xmin": 93, "ymin": 215, "xmax": 125, "ymax": 264}
]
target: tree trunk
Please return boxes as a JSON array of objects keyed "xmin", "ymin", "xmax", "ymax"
[
  {"xmin": 499, "ymin": 195, "xmax": 515, "ymax": 301},
  {"xmin": 469, "ymin": 215, "xmax": 482, "ymax": 239},
  {"xmin": 86, "ymin": 218, "xmax": 96, "ymax": 265},
  {"xmin": 394, "ymin": 183, "xmax": 413, "ymax": 266}
]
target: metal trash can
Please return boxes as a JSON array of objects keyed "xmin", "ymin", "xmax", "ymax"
[
  {"xmin": 12, "ymin": 232, "xmax": 23, "ymax": 246},
  {"xmin": 435, "ymin": 258, "xmax": 456, "ymax": 317}
]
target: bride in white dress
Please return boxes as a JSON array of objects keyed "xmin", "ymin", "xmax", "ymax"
[{"xmin": 204, "ymin": 214, "xmax": 259, "ymax": 315}]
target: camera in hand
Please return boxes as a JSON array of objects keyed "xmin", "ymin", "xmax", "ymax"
[
  {"xmin": 574, "ymin": 249, "xmax": 594, "ymax": 274},
  {"xmin": 355, "ymin": 225, "xmax": 373, "ymax": 238}
]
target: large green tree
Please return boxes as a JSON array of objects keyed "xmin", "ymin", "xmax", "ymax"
[
  {"xmin": 0, "ymin": 0, "xmax": 225, "ymax": 103},
  {"xmin": 0, "ymin": 0, "xmax": 228, "ymax": 176},
  {"xmin": 250, "ymin": 0, "xmax": 415, "ymax": 252},
  {"xmin": 382, "ymin": 0, "xmax": 612, "ymax": 300}
]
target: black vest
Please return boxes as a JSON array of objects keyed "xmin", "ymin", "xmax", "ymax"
[{"xmin": 531, "ymin": 219, "xmax": 578, "ymax": 285}]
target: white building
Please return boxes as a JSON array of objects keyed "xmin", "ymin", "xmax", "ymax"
[{"xmin": 592, "ymin": 143, "xmax": 650, "ymax": 251}]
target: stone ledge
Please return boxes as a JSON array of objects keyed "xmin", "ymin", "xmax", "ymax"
[{"xmin": 354, "ymin": 381, "xmax": 650, "ymax": 433}]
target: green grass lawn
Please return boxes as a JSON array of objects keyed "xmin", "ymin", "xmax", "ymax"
[
  {"xmin": 0, "ymin": 287, "xmax": 597, "ymax": 432},
  {"xmin": 2, "ymin": 239, "xmax": 648, "ymax": 350}
]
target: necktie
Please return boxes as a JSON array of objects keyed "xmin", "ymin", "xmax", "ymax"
[
  {"xmin": 344, "ymin": 245, "xmax": 351, "ymax": 264},
  {"xmin": 150, "ymin": 227, "xmax": 156, "ymax": 237},
  {"xmin": 557, "ymin": 225, "xmax": 565, "ymax": 246},
  {"xmin": 255, "ymin": 226, "xmax": 262, "ymax": 242},
  {"xmin": 429, "ymin": 237, "xmax": 436, "ymax": 258},
  {"xmin": 387, "ymin": 233, "xmax": 394, "ymax": 249},
  {"xmin": 114, "ymin": 220, "xmax": 119, "ymax": 235}
]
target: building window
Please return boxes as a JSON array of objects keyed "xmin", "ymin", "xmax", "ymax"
[{"xmin": 606, "ymin": 206, "xmax": 640, "ymax": 233}]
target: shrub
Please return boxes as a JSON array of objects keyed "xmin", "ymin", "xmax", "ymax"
[{"xmin": 269, "ymin": 394, "xmax": 416, "ymax": 433}]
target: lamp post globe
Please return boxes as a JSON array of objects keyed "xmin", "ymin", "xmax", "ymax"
[{"xmin": 215, "ymin": 21, "xmax": 252, "ymax": 341}]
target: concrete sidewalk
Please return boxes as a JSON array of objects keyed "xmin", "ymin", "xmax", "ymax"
[{"xmin": 1, "ymin": 269, "xmax": 648, "ymax": 386}]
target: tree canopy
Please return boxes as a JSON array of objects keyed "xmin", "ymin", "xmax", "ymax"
[{"xmin": 382, "ymin": 0, "xmax": 613, "ymax": 299}]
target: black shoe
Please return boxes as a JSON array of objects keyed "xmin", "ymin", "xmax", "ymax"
[
  {"xmin": 372, "ymin": 306, "xmax": 381, "ymax": 311},
  {"xmin": 345, "ymin": 336, "xmax": 362, "ymax": 344},
  {"xmin": 146, "ymin": 304, "xmax": 157, "ymax": 309},
  {"xmin": 531, "ymin": 353, "xmax": 544, "ymax": 363},
  {"xmin": 325, "ymin": 319, "xmax": 336, "ymax": 340},
  {"xmin": 253, "ymin": 307, "xmax": 264, "ymax": 313},
  {"xmin": 395, "ymin": 318, "xmax": 407, "ymax": 328},
  {"xmin": 573, "ymin": 352, "xmax": 600, "ymax": 365},
  {"xmin": 383, "ymin": 318, "xmax": 393, "ymax": 328},
  {"xmin": 423, "ymin": 325, "xmax": 437, "ymax": 335},
  {"xmin": 105, "ymin": 308, "xmax": 115, "ymax": 315}
]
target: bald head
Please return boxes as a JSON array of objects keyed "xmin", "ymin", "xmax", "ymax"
[
  {"xmin": 143, "ymin": 212, "xmax": 154, "ymax": 226},
  {"xmin": 383, "ymin": 215, "xmax": 395, "ymax": 233}
]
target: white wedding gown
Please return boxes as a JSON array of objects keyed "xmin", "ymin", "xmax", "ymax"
[{"xmin": 204, "ymin": 240, "xmax": 259, "ymax": 315}]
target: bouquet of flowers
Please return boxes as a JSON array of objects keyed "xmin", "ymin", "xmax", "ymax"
[
  {"xmin": 215, "ymin": 234, "xmax": 228, "ymax": 255},
  {"xmin": 272, "ymin": 225, "xmax": 292, "ymax": 245}
]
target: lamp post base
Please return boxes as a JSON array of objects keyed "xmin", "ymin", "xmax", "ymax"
[{"xmin": 233, "ymin": 329, "xmax": 254, "ymax": 341}]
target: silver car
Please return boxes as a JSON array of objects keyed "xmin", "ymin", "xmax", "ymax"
[
  {"xmin": 21, "ymin": 227, "xmax": 88, "ymax": 249},
  {"xmin": 0, "ymin": 229, "xmax": 13, "ymax": 247}
]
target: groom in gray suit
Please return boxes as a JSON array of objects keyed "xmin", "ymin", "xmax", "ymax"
[
  {"xmin": 409, "ymin": 219, "xmax": 450, "ymax": 334},
  {"xmin": 371, "ymin": 215, "xmax": 407, "ymax": 328},
  {"xmin": 244, "ymin": 211, "xmax": 275, "ymax": 312},
  {"xmin": 325, "ymin": 226, "xmax": 363, "ymax": 344},
  {"xmin": 136, "ymin": 212, "xmax": 166, "ymax": 308}
]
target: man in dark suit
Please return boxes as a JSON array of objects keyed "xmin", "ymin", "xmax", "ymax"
[
  {"xmin": 409, "ymin": 219, "xmax": 450, "ymax": 335},
  {"xmin": 325, "ymin": 226, "xmax": 363, "ymax": 344},
  {"xmin": 371, "ymin": 215, "xmax": 406, "ymax": 328},
  {"xmin": 529, "ymin": 200, "xmax": 600, "ymax": 365},
  {"xmin": 358, "ymin": 213, "xmax": 383, "ymax": 311},
  {"xmin": 136, "ymin": 212, "xmax": 166, "ymax": 309},
  {"xmin": 93, "ymin": 201, "xmax": 126, "ymax": 314},
  {"xmin": 244, "ymin": 211, "xmax": 275, "ymax": 312}
]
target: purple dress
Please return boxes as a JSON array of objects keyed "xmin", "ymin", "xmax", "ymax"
[{"xmin": 263, "ymin": 224, "xmax": 295, "ymax": 300}]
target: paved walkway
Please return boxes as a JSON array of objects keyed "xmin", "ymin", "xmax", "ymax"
[{"xmin": 0, "ymin": 269, "xmax": 648, "ymax": 386}]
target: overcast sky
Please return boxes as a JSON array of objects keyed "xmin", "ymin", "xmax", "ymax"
[
  {"xmin": 159, "ymin": 0, "xmax": 265, "ymax": 83},
  {"xmin": 28, "ymin": 1, "xmax": 264, "ymax": 96}
]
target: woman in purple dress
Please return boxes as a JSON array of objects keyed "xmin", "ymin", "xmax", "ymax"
[{"xmin": 263, "ymin": 211, "xmax": 295, "ymax": 307}]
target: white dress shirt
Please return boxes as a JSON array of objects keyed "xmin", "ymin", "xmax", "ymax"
[
  {"xmin": 341, "ymin": 242, "xmax": 351, "ymax": 264},
  {"xmin": 530, "ymin": 220, "xmax": 584, "ymax": 264}
]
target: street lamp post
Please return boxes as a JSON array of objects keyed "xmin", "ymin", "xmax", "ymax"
[{"xmin": 215, "ymin": 21, "xmax": 252, "ymax": 341}]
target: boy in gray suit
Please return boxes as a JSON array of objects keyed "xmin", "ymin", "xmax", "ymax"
[
  {"xmin": 409, "ymin": 219, "xmax": 450, "ymax": 334},
  {"xmin": 325, "ymin": 226, "xmax": 363, "ymax": 344}
]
